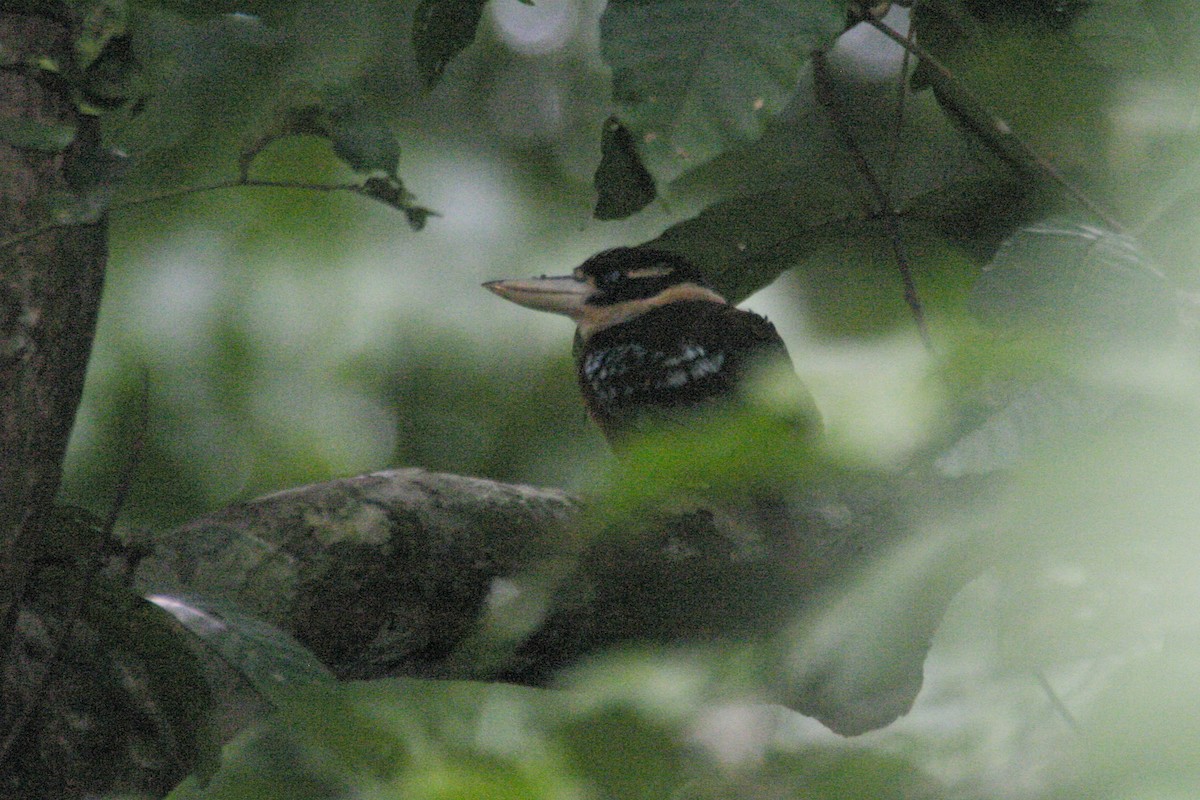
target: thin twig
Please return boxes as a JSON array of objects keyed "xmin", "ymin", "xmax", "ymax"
[
  {"xmin": 882, "ymin": 5, "xmax": 917, "ymax": 202},
  {"xmin": 865, "ymin": 15, "xmax": 1125, "ymax": 233},
  {"xmin": 117, "ymin": 177, "xmax": 371, "ymax": 211},
  {"xmin": 1034, "ymin": 669, "xmax": 1082, "ymax": 735},
  {"xmin": 812, "ymin": 50, "xmax": 933, "ymax": 350},
  {"xmin": 0, "ymin": 177, "xmax": 394, "ymax": 251}
]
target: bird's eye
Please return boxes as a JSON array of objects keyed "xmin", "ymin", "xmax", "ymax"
[{"xmin": 597, "ymin": 269, "xmax": 623, "ymax": 289}]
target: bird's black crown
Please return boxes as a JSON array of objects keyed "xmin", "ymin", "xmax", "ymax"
[{"xmin": 577, "ymin": 248, "xmax": 707, "ymax": 306}]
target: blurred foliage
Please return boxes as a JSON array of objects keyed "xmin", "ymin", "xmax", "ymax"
[
  {"xmin": 166, "ymin": 657, "xmax": 949, "ymax": 800},
  {"xmin": 14, "ymin": 0, "xmax": 1200, "ymax": 796}
]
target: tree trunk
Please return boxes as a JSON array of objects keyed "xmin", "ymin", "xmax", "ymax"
[
  {"xmin": 0, "ymin": 8, "xmax": 110, "ymax": 797},
  {"xmin": 0, "ymin": 10, "xmax": 107, "ymax": 636}
]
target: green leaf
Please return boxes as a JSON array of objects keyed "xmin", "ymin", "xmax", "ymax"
[
  {"xmin": 0, "ymin": 115, "xmax": 76, "ymax": 151},
  {"xmin": 118, "ymin": 10, "xmax": 286, "ymax": 154},
  {"xmin": 360, "ymin": 176, "xmax": 438, "ymax": 229},
  {"xmin": 935, "ymin": 378, "xmax": 1121, "ymax": 478},
  {"xmin": 327, "ymin": 98, "xmax": 401, "ymax": 176},
  {"xmin": 413, "ymin": 0, "xmax": 489, "ymax": 88},
  {"xmin": 970, "ymin": 217, "xmax": 1180, "ymax": 349},
  {"xmin": 557, "ymin": 708, "xmax": 689, "ymax": 800},
  {"xmin": 648, "ymin": 181, "xmax": 864, "ymax": 303},
  {"xmin": 784, "ymin": 526, "xmax": 973, "ymax": 735},
  {"xmin": 146, "ymin": 592, "xmax": 334, "ymax": 705},
  {"xmin": 593, "ymin": 116, "xmax": 657, "ymax": 220},
  {"xmin": 648, "ymin": 184, "xmax": 983, "ymax": 331},
  {"xmin": 911, "ymin": 4, "xmax": 1108, "ymax": 183},
  {"xmin": 743, "ymin": 748, "xmax": 944, "ymax": 800},
  {"xmin": 643, "ymin": 75, "xmax": 1015, "ymax": 312},
  {"xmin": 239, "ymin": 84, "xmax": 408, "ymax": 182},
  {"xmin": 80, "ymin": 32, "xmax": 141, "ymax": 110},
  {"xmin": 273, "ymin": 685, "xmax": 409, "ymax": 781},
  {"xmin": 601, "ymin": 408, "xmax": 820, "ymax": 521},
  {"xmin": 933, "ymin": 221, "xmax": 1180, "ymax": 479},
  {"xmin": 84, "ymin": 580, "xmax": 221, "ymax": 783},
  {"xmin": 599, "ymin": 0, "xmax": 843, "ymax": 183},
  {"xmin": 168, "ymin": 679, "xmax": 571, "ymax": 799},
  {"xmin": 74, "ymin": 0, "xmax": 129, "ymax": 71},
  {"xmin": 1071, "ymin": 0, "xmax": 1175, "ymax": 74},
  {"xmin": 237, "ymin": 83, "xmax": 331, "ymax": 177}
]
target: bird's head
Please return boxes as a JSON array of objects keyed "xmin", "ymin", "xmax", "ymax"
[{"xmin": 484, "ymin": 247, "xmax": 727, "ymax": 341}]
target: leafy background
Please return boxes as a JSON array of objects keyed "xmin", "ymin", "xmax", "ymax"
[{"xmin": 33, "ymin": 0, "xmax": 1200, "ymax": 797}]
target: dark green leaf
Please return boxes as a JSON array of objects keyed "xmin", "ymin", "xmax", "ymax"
[
  {"xmin": 647, "ymin": 182, "xmax": 864, "ymax": 303},
  {"xmin": 146, "ymin": 592, "xmax": 334, "ymax": 705},
  {"xmin": 133, "ymin": 1, "xmax": 244, "ymax": 20},
  {"xmin": 80, "ymin": 33, "xmax": 141, "ymax": 109},
  {"xmin": 594, "ymin": 116, "xmax": 657, "ymax": 220},
  {"xmin": 237, "ymin": 83, "xmax": 330, "ymax": 177},
  {"xmin": 911, "ymin": 4, "xmax": 1107, "ymax": 183},
  {"xmin": 402, "ymin": 203, "xmax": 435, "ymax": 230},
  {"xmin": 413, "ymin": 0, "xmax": 489, "ymax": 88},
  {"xmin": 0, "ymin": 116, "xmax": 76, "ymax": 152},
  {"xmin": 239, "ymin": 85, "xmax": 406, "ymax": 180},
  {"xmin": 600, "ymin": 0, "xmax": 843, "ymax": 182},
  {"xmin": 118, "ymin": 10, "xmax": 286, "ymax": 154},
  {"xmin": 166, "ymin": 723, "xmax": 349, "ymax": 800},
  {"xmin": 957, "ymin": 0, "xmax": 1090, "ymax": 29},
  {"xmin": 358, "ymin": 176, "xmax": 438, "ymax": 229},
  {"xmin": 43, "ymin": 144, "xmax": 131, "ymax": 224},
  {"xmin": 84, "ymin": 580, "xmax": 222, "ymax": 783},
  {"xmin": 1072, "ymin": 0, "xmax": 1173, "ymax": 74},
  {"xmin": 328, "ymin": 98, "xmax": 401, "ymax": 176},
  {"xmin": 645, "ymin": 74, "xmax": 1012, "ymax": 311}
]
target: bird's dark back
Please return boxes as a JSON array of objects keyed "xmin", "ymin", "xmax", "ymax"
[{"xmin": 575, "ymin": 300, "xmax": 794, "ymax": 444}]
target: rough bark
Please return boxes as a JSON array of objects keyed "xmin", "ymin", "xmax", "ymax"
[
  {"xmin": 0, "ymin": 9, "xmax": 107, "ymax": 637},
  {"xmin": 0, "ymin": 9, "xmax": 113, "ymax": 798}
]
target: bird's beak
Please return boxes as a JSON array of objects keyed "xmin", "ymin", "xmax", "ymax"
[{"xmin": 483, "ymin": 275, "xmax": 593, "ymax": 318}]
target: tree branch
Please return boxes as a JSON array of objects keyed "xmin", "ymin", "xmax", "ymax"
[{"xmin": 132, "ymin": 467, "xmax": 978, "ymax": 738}]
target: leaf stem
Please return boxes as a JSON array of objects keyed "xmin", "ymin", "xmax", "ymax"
[{"xmin": 812, "ymin": 50, "xmax": 933, "ymax": 350}]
